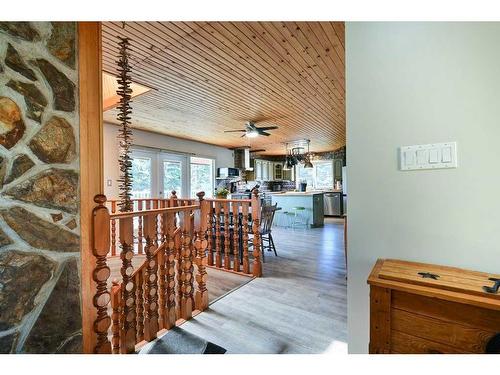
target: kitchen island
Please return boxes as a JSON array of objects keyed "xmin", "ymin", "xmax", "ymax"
[{"xmin": 270, "ymin": 192, "xmax": 324, "ymax": 228}]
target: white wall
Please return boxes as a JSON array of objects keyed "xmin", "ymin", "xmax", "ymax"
[
  {"xmin": 103, "ymin": 123, "xmax": 234, "ymax": 198},
  {"xmin": 346, "ymin": 22, "xmax": 500, "ymax": 353}
]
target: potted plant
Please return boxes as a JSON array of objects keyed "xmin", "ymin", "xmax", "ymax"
[{"xmin": 215, "ymin": 187, "xmax": 230, "ymax": 199}]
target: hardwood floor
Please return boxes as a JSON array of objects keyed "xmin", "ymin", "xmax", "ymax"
[{"xmin": 175, "ymin": 217, "xmax": 347, "ymax": 354}]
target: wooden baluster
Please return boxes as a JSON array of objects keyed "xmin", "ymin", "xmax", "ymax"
[
  {"xmin": 207, "ymin": 202, "xmax": 214, "ymax": 266},
  {"xmin": 195, "ymin": 192, "xmax": 209, "ymax": 311},
  {"xmin": 143, "ymin": 214, "xmax": 159, "ymax": 341},
  {"xmin": 179, "ymin": 210, "xmax": 193, "ymax": 320},
  {"xmin": 111, "ymin": 201, "xmax": 117, "ymax": 256},
  {"xmin": 153, "ymin": 200, "xmax": 159, "ymax": 247},
  {"xmin": 111, "ymin": 279, "xmax": 121, "ymax": 354},
  {"xmin": 251, "ymin": 190, "xmax": 263, "ymax": 277},
  {"xmin": 135, "ymin": 268, "xmax": 144, "ymax": 342},
  {"xmin": 215, "ymin": 202, "xmax": 222, "ymax": 268},
  {"xmin": 170, "ymin": 190, "xmax": 178, "ymax": 209},
  {"xmin": 137, "ymin": 200, "xmax": 144, "ymax": 254},
  {"xmin": 223, "ymin": 201, "xmax": 230, "ymax": 269},
  {"xmin": 91, "ymin": 195, "xmax": 112, "ymax": 353},
  {"xmin": 158, "ymin": 238, "xmax": 166, "ymax": 330},
  {"xmin": 242, "ymin": 202, "xmax": 250, "ymax": 274},
  {"xmin": 189, "ymin": 211, "xmax": 196, "ymax": 308},
  {"xmin": 232, "ymin": 201, "xmax": 240, "ymax": 272},
  {"xmin": 163, "ymin": 211, "xmax": 177, "ymax": 329},
  {"xmin": 119, "ymin": 216, "xmax": 136, "ymax": 353}
]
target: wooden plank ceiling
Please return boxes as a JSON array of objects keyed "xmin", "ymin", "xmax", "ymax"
[{"xmin": 101, "ymin": 22, "xmax": 345, "ymax": 155}]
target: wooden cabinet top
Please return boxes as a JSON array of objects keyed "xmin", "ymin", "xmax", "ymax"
[{"xmin": 368, "ymin": 259, "xmax": 500, "ymax": 311}]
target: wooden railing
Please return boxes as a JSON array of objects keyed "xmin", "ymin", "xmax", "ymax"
[
  {"xmin": 91, "ymin": 192, "xmax": 209, "ymax": 354},
  {"xmin": 91, "ymin": 190, "xmax": 263, "ymax": 354},
  {"xmin": 204, "ymin": 193, "xmax": 262, "ymax": 277}
]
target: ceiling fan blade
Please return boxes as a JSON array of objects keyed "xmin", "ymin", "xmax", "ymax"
[
  {"xmin": 258, "ymin": 131, "xmax": 271, "ymax": 136},
  {"xmin": 256, "ymin": 126, "xmax": 278, "ymax": 131},
  {"xmin": 250, "ymin": 149, "xmax": 266, "ymax": 153},
  {"xmin": 240, "ymin": 133, "xmax": 247, "ymax": 138},
  {"xmin": 224, "ymin": 130, "xmax": 246, "ymax": 133}
]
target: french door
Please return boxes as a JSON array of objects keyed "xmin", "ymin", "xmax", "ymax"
[{"xmin": 131, "ymin": 148, "xmax": 187, "ymax": 199}]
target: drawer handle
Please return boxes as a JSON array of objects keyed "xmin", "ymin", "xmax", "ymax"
[
  {"xmin": 483, "ymin": 278, "xmax": 500, "ymax": 294},
  {"xmin": 418, "ymin": 272, "xmax": 440, "ymax": 280}
]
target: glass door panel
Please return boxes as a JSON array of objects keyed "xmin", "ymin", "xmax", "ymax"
[
  {"xmin": 162, "ymin": 160, "xmax": 182, "ymax": 197},
  {"xmin": 190, "ymin": 157, "xmax": 214, "ymax": 198},
  {"xmin": 131, "ymin": 154, "xmax": 153, "ymax": 199}
]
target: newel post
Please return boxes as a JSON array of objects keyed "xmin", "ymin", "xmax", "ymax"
[
  {"xmin": 195, "ymin": 192, "xmax": 209, "ymax": 311},
  {"xmin": 251, "ymin": 189, "xmax": 263, "ymax": 277},
  {"xmin": 92, "ymin": 194, "xmax": 112, "ymax": 353}
]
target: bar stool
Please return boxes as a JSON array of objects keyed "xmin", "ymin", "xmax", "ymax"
[{"xmin": 284, "ymin": 206, "xmax": 308, "ymax": 228}]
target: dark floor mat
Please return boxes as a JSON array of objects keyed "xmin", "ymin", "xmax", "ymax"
[{"xmin": 138, "ymin": 326, "xmax": 226, "ymax": 354}]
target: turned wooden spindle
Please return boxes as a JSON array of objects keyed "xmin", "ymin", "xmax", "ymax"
[
  {"xmin": 232, "ymin": 201, "xmax": 240, "ymax": 272},
  {"xmin": 111, "ymin": 279, "xmax": 121, "ymax": 354},
  {"xmin": 214, "ymin": 202, "xmax": 222, "ymax": 268},
  {"xmin": 92, "ymin": 194, "xmax": 112, "ymax": 354},
  {"xmin": 170, "ymin": 190, "xmax": 178, "ymax": 208},
  {"xmin": 163, "ymin": 211, "xmax": 177, "ymax": 329},
  {"xmin": 189, "ymin": 211, "xmax": 196, "ymax": 308},
  {"xmin": 137, "ymin": 200, "xmax": 144, "ymax": 254},
  {"xmin": 135, "ymin": 268, "xmax": 144, "ymax": 342},
  {"xmin": 251, "ymin": 190, "xmax": 263, "ymax": 277},
  {"xmin": 195, "ymin": 192, "xmax": 209, "ymax": 311},
  {"xmin": 143, "ymin": 215, "xmax": 159, "ymax": 341},
  {"xmin": 207, "ymin": 202, "xmax": 214, "ymax": 266},
  {"xmin": 157, "ymin": 242, "xmax": 166, "ymax": 330},
  {"xmin": 179, "ymin": 211, "xmax": 193, "ymax": 320},
  {"xmin": 241, "ymin": 202, "xmax": 250, "ymax": 274},
  {"xmin": 111, "ymin": 201, "xmax": 117, "ymax": 256},
  {"xmin": 153, "ymin": 200, "xmax": 159, "ymax": 247},
  {"xmin": 119, "ymin": 216, "xmax": 136, "ymax": 353},
  {"xmin": 223, "ymin": 201, "xmax": 231, "ymax": 269}
]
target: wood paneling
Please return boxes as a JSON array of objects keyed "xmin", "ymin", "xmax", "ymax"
[
  {"xmin": 101, "ymin": 22, "xmax": 345, "ymax": 155},
  {"xmin": 78, "ymin": 22, "xmax": 104, "ymax": 354}
]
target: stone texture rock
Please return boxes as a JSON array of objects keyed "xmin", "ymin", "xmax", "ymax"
[
  {"xmin": 0, "ymin": 332, "xmax": 18, "ymax": 353},
  {"xmin": 29, "ymin": 116, "xmax": 76, "ymax": 163},
  {"xmin": 23, "ymin": 259, "xmax": 82, "ymax": 353},
  {"xmin": 0, "ymin": 96, "xmax": 26, "ymax": 148},
  {"xmin": 5, "ymin": 43, "xmax": 37, "ymax": 81},
  {"xmin": 47, "ymin": 22, "xmax": 76, "ymax": 69},
  {"xmin": 0, "ymin": 250, "xmax": 55, "ymax": 330},
  {"xmin": 0, "ymin": 156, "xmax": 7, "ymax": 188},
  {"xmin": 0, "ymin": 22, "xmax": 40, "ymax": 41},
  {"xmin": 0, "ymin": 226, "xmax": 13, "ymax": 247},
  {"xmin": 4, "ymin": 154, "xmax": 35, "ymax": 185},
  {"xmin": 0, "ymin": 207, "xmax": 79, "ymax": 252},
  {"xmin": 50, "ymin": 212, "xmax": 63, "ymax": 222},
  {"xmin": 5, "ymin": 168, "xmax": 78, "ymax": 213},
  {"xmin": 5, "ymin": 80, "xmax": 47, "ymax": 123},
  {"xmin": 32, "ymin": 59, "xmax": 75, "ymax": 112},
  {"xmin": 56, "ymin": 332, "xmax": 82, "ymax": 353},
  {"xmin": 0, "ymin": 63, "xmax": 3, "ymax": 73},
  {"xmin": 65, "ymin": 218, "xmax": 77, "ymax": 230}
]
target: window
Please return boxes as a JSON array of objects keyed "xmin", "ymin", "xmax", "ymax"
[
  {"xmin": 190, "ymin": 157, "xmax": 214, "ymax": 198},
  {"xmin": 131, "ymin": 156, "xmax": 152, "ymax": 198},
  {"xmin": 297, "ymin": 161, "xmax": 334, "ymax": 190},
  {"xmin": 163, "ymin": 160, "xmax": 182, "ymax": 197},
  {"xmin": 314, "ymin": 161, "xmax": 334, "ymax": 190}
]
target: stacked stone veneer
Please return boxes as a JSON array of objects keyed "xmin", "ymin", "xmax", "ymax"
[{"xmin": 0, "ymin": 22, "xmax": 81, "ymax": 353}]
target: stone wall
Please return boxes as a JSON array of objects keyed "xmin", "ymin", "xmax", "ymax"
[{"xmin": 0, "ymin": 22, "xmax": 81, "ymax": 353}]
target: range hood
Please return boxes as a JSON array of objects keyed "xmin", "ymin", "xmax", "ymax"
[{"xmin": 234, "ymin": 148, "xmax": 253, "ymax": 171}]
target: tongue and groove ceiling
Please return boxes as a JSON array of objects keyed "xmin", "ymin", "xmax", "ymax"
[{"xmin": 101, "ymin": 22, "xmax": 345, "ymax": 156}]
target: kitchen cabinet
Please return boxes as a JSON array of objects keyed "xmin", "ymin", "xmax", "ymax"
[{"xmin": 274, "ymin": 163, "xmax": 283, "ymax": 180}]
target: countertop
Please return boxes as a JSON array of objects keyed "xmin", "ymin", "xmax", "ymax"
[{"xmin": 268, "ymin": 191, "xmax": 330, "ymax": 196}]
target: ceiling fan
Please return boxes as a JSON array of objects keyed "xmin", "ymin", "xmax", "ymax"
[{"xmin": 224, "ymin": 121, "xmax": 278, "ymax": 138}]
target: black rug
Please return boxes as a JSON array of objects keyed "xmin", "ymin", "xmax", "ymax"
[{"xmin": 138, "ymin": 327, "xmax": 226, "ymax": 354}]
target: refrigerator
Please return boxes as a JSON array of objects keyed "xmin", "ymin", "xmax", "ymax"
[{"xmin": 342, "ymin": 166, "xmax": 347, "ymax": 215}]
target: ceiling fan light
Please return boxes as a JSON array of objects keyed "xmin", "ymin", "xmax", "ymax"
[
  {"xmin": 304, "ymin": 159, "xmax": 314, "ymax": 168},
  {"xmin": 246, "ymin": 130, "xmax": 259, "ymax": 138}
]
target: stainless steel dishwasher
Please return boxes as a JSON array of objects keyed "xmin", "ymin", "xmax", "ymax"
[{"xmin": 324, "ymin": 192, "xmax": 342, "ymax": 216}]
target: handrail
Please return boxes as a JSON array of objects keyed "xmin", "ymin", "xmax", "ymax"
[{"xmin": 110, "ymin": 204, "xmax": 198, "ymax": 219}]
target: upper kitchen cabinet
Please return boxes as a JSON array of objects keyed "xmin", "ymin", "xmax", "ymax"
[{"xmin": 334, "ymin": 158, "xmax": 343, "ymax": 182}]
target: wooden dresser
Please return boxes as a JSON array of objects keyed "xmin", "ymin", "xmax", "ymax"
[{"xmin": 368, "ymin": 259, "xmax": 500, "ymax": 354}]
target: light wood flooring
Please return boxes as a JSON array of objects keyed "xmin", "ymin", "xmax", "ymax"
[{"xmin": 173, "ymin": 217, "xmax": 347, "ymax": 354}]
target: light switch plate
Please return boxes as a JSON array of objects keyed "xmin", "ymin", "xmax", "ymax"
[{"xmin": 400, "ymin": 142, "xmax": 457, "ymax": 171}]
